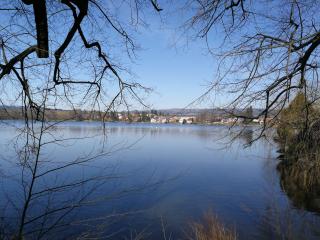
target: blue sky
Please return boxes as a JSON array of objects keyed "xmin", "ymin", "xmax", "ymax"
[
  {"xmin": 120, "ymin": 4, "xmax": 222, "ymax": 110},
  {"xmin": 132, "ymin": 27, "xmax": 217, "ymax": 109},
  {"xmin": 0, "ymin": 1, "xmax": 224, "ymax": 110}
]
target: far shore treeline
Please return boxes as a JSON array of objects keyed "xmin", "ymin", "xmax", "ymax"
[{"xmin": 0, "ymin": 106, "xmax": 271, "ymax": 124}]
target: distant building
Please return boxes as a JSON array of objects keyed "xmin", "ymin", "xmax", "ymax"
[
  {"xmin": 150, "ymin": 116, "xmax": 168, "ymax": 123},
  {"xmin": 160, "ymin": 117, "xmax": 168, "ymax": 124},
  {"xmin": 221, "ymin": 117, "xmax": 238, "ymax": 124},
  {"xmin": 179, "ymin": 117, "xmax": 194, "ymax": 124},
  {"xmin": 150, "ymin": 118, "xmax": 158, "ymax": 123},
  {"xmin": 168, "ymin": 116, "xmax": 179, "ymax": 123},
  {"xmin": 118, "ymin": 113, "xmax": 123, "ymax": 120},
  {"xmin": 258, "ymin": 117, "xmax": 273, "ymax": 125},
  {"xmin": 252, "ymin": 118, "xmax": 260, "ymax": 123}
]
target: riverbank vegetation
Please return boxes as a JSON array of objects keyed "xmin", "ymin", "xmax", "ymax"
[
  {"xmin": 186, "ymin": 213, "xmax": 237, "ymax": 240},
  {"xmin": 276, "ymin": 92, "xmax": 320, "ymax": 212},
  {"xmin": 276, "ymin": 92, "xmax": 320, "ymax": 156}
]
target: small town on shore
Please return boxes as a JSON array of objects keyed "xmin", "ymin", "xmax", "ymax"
[
  {"xmin": 115, "ymin": 111, "xmax": 272, "ymax": 125},
  {"xmin": 0, "ymin": 106, "xmax": 273, "ymax": 125}
]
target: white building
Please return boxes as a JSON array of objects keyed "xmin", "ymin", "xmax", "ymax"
[
  {"xmin": 179, "ymin": 117, "xmax": 194, "ymax": 124},
  {"xmin": 221, "ymin": 118, "xmax": 237, "ymax": 124},
  {"xmin": 150, "ymin": 118, "xmax": 158, "ymax": 123}
]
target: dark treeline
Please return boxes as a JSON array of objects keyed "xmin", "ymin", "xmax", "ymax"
[
  {"xmin": 0, "ymin": 107, "xmax": 157, "ymax": 122},
  {"xmin": 0, "ymin": 107, "xmax": 109, "ymax": 121}
]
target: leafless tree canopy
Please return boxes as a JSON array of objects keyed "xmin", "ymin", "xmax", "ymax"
[
  {"xmin": 182, "ymin": 0, "xmax": 320, "ymax": 136},
  {"xmin": 0, "ymin": 0, "xmax": 164, "ymax": 120}
]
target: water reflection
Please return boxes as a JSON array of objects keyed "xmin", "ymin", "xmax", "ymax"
[
  {"xmin": 0, "ymin": 121, "xmax": 319, "ymax": 239},
  {"xmin": 278, "ymin": 157, "xmax": 320, "ymax": 213},
  {"xmin": 238, "ymin": 128, "xmax": 254, "ymax": 145}
]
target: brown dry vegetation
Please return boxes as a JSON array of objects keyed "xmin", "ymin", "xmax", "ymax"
[{"xmin": 186, "ymin": 213, "xmax": 237, "ymax": 240}]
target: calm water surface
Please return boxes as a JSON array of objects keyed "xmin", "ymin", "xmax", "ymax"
[{"xmin": 0, "ymin": 121, "xmax": 319, "ymax": 239}]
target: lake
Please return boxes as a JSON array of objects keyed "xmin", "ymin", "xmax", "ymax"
[{"xmin": 0, "ymin": 121, "xmax": 319, "ymax": 239}]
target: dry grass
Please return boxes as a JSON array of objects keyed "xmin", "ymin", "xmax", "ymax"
[{"xmin": 186, "ymin": 212, "xmax": 237, "ymax": 240}]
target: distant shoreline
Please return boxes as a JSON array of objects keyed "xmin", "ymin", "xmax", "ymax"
[{"xmin": 0, "ymin": 118, "xmax": 263, "ymax": 127}]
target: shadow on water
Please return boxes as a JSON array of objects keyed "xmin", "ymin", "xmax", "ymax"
[
  {"xmin": 253, "ymin": 153, "xmax": 320, "ymax": 240},
  {"xmin": 277, "ymin": 155, "xmax": 320, "ymax": 213}
]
